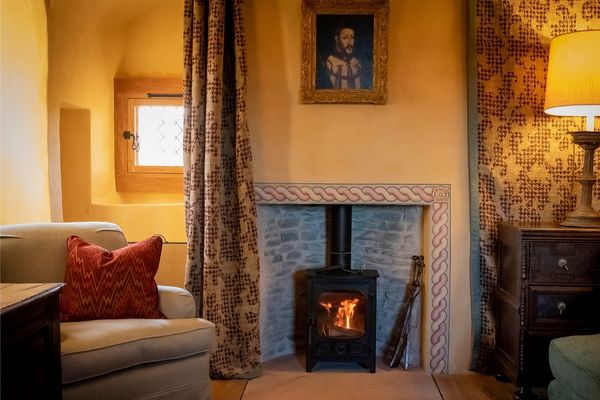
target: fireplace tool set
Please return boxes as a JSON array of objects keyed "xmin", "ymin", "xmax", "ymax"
[{"xmin": 388, "ymin": 255, "xmax": 425, "ymax": 369}]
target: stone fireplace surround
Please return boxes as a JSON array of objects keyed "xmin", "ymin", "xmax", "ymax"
[{"xmin": 255, "ymin": 184, "xmax": 451, "ymax": 374}]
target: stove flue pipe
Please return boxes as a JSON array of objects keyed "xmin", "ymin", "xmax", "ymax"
[{"xmin": 329, "ymin": 205, "xmax": 352, "ymax": 268}]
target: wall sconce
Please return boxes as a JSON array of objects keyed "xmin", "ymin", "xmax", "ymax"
[{"xmin": 544, "ymin": 30, "xmax": 600, "ymax": 228}]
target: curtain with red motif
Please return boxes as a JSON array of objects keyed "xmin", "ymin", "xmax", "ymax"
[{"xmin": 182, "ymin": 0, "xmax": 261, "ymax": 378}]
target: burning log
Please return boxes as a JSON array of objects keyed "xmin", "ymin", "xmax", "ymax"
[{"xmin": 326, "ymin": 325, "xmax": 364, "ymax": 337}]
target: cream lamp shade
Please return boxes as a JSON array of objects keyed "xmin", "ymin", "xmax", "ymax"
[{"xmin": 544, "ymin": 30, "xmax": 600, "ymax": 131}]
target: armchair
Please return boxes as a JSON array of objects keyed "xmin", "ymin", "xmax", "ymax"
[
  {"xmin": 0, "ymin": 222, "xmax": 215, "ymax": 400},
  {"xmin": 548, "ymin": 334, "xmax": 600, "ymax": 400}
]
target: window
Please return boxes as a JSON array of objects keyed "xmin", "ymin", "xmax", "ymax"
[{"xmin": 114, "ymin": 78, "xmax": 184, "ymax": 192}]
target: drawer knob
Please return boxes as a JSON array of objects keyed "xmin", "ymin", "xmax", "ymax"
[
  {"xmin": 558, "ymin": 301, "xmax": 567, "ymax": 315},
  {"xmin": 557, "ymin": 258, "xmax": 569, "ymax": 270}
]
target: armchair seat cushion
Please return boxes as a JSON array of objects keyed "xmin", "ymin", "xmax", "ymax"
[{"xmin": 61, "ymin": 318, "xmax": 215, "ymax": 384}]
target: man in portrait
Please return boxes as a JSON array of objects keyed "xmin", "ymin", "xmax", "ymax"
[
  {"xmin": 326, "ymin": 22, "xmax": 362, "ymax": 89},
  {"xmin": 316, "ymin": 15, "xmax": 373, "ymax": 90}
]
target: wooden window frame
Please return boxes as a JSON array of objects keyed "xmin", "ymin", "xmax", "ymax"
[{"xmin": 114, "ymin": 78, "xmax": 183, "ymax": 192}]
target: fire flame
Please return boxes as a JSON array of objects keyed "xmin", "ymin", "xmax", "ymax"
[{"xmin": 320, "ymin": 298, "xmax": 360, "ymax": 329}]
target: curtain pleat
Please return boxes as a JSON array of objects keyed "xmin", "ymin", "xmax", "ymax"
[
  {"xmin": 472, "ymin": 0, "xmax": 600, "ymax": 371},
  {"xmin": 183, "ymin": 0, "xmax": 261, "ymax": 378}
]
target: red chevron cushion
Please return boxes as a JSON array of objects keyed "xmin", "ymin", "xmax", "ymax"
[{"xmin": 60, "ymin": 235, "xmax": 164, "ymax": 322}]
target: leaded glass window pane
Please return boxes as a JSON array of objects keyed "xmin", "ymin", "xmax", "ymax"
[{"xmin": 136, "ymin": 105, "xmax": 184, "ymax": 167}]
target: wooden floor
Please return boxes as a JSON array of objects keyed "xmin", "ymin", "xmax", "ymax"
[
  {"xmin": 212, "ymin": 379, "xmax": 247, "ymax": 400},
  {"xmin": 433, "ymin": 373, "xmax": 515, "ymax": 400},
  {"xmin": 212, "ymin": 371, "xmax": 519, "ymax": 400}
]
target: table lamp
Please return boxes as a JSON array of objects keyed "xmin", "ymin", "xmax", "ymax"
[{"xmin": 544, "ymin": 30, "xmax": 600, "ymax": 228}]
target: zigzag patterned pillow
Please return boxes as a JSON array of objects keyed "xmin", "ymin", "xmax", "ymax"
[{"xmin": 60, "ymin": 235, "xmax": 164, "ymax": 322}]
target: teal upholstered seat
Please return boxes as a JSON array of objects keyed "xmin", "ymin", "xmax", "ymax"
[{"xmin": 548, "ymin": 334, "xmax": 600, "ymax": 400}]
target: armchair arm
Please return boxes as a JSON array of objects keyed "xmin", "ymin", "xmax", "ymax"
[{"xmin": 157, "ymin": 285, "xmax": 197, "ymax": 319}]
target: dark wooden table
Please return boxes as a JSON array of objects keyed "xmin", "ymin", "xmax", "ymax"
[
  {"xmin": 495, "ymin": 222, "xmax": 600, "ymax": 399},
  {"xmin": 1, "ymin": 283, "xmax": 64, "ymax": 400}
]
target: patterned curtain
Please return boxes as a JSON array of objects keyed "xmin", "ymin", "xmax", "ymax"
[
  {"xmin": 472, "ymin": 0, "xmax": 600, "ymax": 371},
  {"xmin": 183, "ymin": 0, "xmax": 262, "ymax": 378}
]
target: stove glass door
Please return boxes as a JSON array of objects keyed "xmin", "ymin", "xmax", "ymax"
[{"xmin": 316, "ymin": 291, "xmax": 366, "ymax": 338}]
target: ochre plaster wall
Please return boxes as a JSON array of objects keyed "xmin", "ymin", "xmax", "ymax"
[
  {"xmin": 51, "ymin": 0, "xmax": 470, "ymax": 371},
  {"xmin": 0, "ymin": 0, "xmax": 51, "ymax": 224},
  {"xmin": 247, "ymin": 0, "xmax": 468, "ymax": 185},
  {"xmin": 48, "ymin": 0, "xmax": 185, "ymax": 239}
]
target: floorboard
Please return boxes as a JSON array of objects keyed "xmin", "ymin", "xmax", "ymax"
[
  {"xmin": 433, "ymin": 373, "xmax": 515, "ymax": 400},
  {"xmin": 212, "ymin": 379, "xmax": 247, "ymax": 400}
]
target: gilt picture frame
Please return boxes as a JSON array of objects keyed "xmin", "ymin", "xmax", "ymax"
[{"xmin": 300, "ymin": 0, "xmax": 389, "ymax": 104}]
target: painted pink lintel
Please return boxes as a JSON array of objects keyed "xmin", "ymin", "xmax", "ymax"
[{"xmin": 254, "ymin": 183, "xmax": 451, "ymax": 374}]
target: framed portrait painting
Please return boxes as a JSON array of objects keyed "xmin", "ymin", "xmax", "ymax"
[{"xmin": 300, "ymin": 0, "xmax": 389, "ymax": 104}]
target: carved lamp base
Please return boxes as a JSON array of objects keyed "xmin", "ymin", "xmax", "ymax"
[{"xmin": 560, "ymin": 132, "xmax": 600, "ymax": 228}]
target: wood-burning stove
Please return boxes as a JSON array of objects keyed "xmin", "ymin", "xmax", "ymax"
[
  {"xmin": 306, "ymin": 268, "xmax": 379, "ymax": 372},
  {"xmin": 305, "ymin": 205, "xmax": 379, "ymax": 373}
]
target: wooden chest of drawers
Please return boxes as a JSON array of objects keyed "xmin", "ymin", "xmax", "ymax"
[
  {"xmin": 1, "ymin": 283, "xmax": 64, "ymax": 400},
  {"xmin": 495, "ymin": 222, "xmax": 600, "ymax": 399}
]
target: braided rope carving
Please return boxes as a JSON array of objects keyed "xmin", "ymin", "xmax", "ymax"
[
  {"xmin": 255, "ymin": 183, "xmax": 450, "ymax": 373},
  {"xmin": 429, "ymin": 200, "xmax": 450, "ymax": 373},
  {"xmin": 256, "ymin": 184, "xmax": 435, "ymax": 204}
]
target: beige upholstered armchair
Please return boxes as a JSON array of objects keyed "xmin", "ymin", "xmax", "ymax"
[{"xmin": 0, "ymin": 222, "xmax": 215, "ymax": 400}]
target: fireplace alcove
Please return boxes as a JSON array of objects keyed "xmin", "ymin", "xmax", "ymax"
[{"xmin": 255, "ymin": 184, "xmax": 451, "ymax": 374}]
